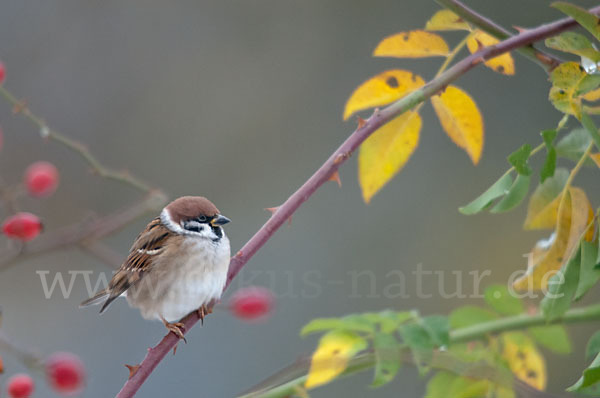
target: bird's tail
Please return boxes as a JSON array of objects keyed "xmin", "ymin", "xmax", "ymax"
[{"xmin": 79, "ymin": 289, "xmax": 109, "ymax": 308}]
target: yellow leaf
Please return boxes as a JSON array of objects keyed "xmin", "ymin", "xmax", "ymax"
[
  {"xmin": 502, "ymin": 332, "xmax": 547, "ymax": 391},
  {"xmin": 358, "ymin": 111, "xmax": 421, "ymax": 203},
  {"xmin": 514, "ymin": 187, "xmax": 592, "ymax": 290},
  {"xmin": 425, "ymin": 10, "xmax": 471, "ymax": 31},
  {"xmin": 583, "ymin": 87, "xmax": 600, "ymax": 102},
  {"xmin": 523, "ymin": 170, "xmax": 568, "ymax": 230},
  {"xmin": 548, "ymin": 62, "xmax": 596, "ymax": 118},
  {"xmin": 431, "ymin": 85, "xmax": 484, "ymax": 164},
  {"xmin": 467, "ymin": 30, "xmax": 515, "ymax": 75},
  {"xmin": 305, "ymin": 330, "xmax": 367, "ymax": 389},
  {"xmin": 550, "ymin": 86, "xmax": 582, "ymax": 118},
  {"xmin": 373, "ymin": 30, "xmax": 449, "ymax": 58},
  {"xmin": 524, "ymin": 195, "xmax": 561, "ymax": 230},
  {"xmin": 343, "ymin": 70, "xmax": 425, "ymax": 120},
  {"xmin": 590, "ymin": 153, "xmax": 600, "ymax": 168}
]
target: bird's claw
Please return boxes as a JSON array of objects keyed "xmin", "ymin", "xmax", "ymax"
[
  {"xmin": 197, "ymin": 305, "xmax": 212, "ymax": 325},
  {"xmin": 161, "ymin": 317, "xmax": 187, "ymax": 343}
]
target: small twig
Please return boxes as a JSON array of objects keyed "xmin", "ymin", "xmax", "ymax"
[
  {"xmin": 115, "ymin": 6, "xmax": 600, "ymax": 398},
  {"xmin": 0, "ymin": 86, "xmax": 153, "ymax": 193},
  {"xmin": 0, "ymin": 191, "xmax": 167, "ymax": 271},
  {"xmin": 435, "ymin": 0, "xmax": 564, "ymax": 72},
  {"xmin": 0, "ymin": 331, "xmax": 44, "ymax": 370}
]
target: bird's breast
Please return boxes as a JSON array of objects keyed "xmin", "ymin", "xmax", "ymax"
[{"xmin": 127, "ymin": 235, "xmax": 231, "ymax": 322}]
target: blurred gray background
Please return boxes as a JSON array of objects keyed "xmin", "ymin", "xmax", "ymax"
[{"xmin": 0, "ymin": 1, "xmax": 599, "ymax": 397}]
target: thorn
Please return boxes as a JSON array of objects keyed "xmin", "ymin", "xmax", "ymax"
[
  {"xmin": 12, "ymin": 100, "xmax": 27, "ymax": 114},
  {"xmin": 512, "ymin": 25, "xmax": 528, "ymax": 34},
  {"xmin": 435, "ymin": 85, "xmax": 449, "ymax": 96},
  {"xmin": 265, "ymin": 207, "xmax": 279, "ymax": 215},
  {"xmin": 265, "ymin": 207, "xmax": 292, "ymax": 225},
  {"xmin": 474, "ymin": 38, "xmax": 484, "ymax": 51},
  {"xmin": 125, "ymin": 364, "xmax": 140, "ymax": 379},
  {"xmin": 328, "ymin": 171, "xmax": 341, "ymax": 187},
  {"xmin": 356, "ymin": 117, "xmax": 367, "ymax": 129},
  {"xmin": 471, "ymin": 56, "xmax": 485, "ymax": 66},
  {"xmin": 267, "ymin": 207, "xmax": 289, "ymax": 224}
]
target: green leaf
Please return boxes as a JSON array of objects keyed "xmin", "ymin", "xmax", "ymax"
[
  {"xmin": 541, "ymin": 129, "xmax": 558, "ymax": 182},
  {"xmin": 426, "ymin": 371, "xmax": 457, "ymax": 398},
  {"xmin": 581, "ymin": 112, "xmax": 600, "ymax": 151},
  {"xmin": 576, "ymin": 75, "xmax": 600, "ymax": 97},
  {"xmin": 528, "ymin": 325, "xmax": 572, "ymax": 354},
  {"xmin": 301, "ymin": 316, "xmax": 374, "ymax": 336},
  {"xmin": 425, "ymin": 371, "xmax": 493, "ymax": 398},
  {"xmin": 421, "ymin": 315, "xmax": 450, "ymax": 347},
  {"xmin": 449, "ymin": 306, "xmax": 498, "ymax": 329},
  {"xmin": 373, "ymin": 310, "xmax": 415, "ymax": 333},
  {"xmin": 575, "ymin": 241, "xmax": 600, "ymax": 300},
  {"xmin": 542, "ymin": 129, "xmax": 558, "ymax": 146},
  {"xmin": 484, "ymin": 284, "xmax": 524, "ymax": 315},
  {"xmin": 587, "ymin": 331, "xmax": 600, "ymax": 361},
  {"xmin": 540, "ymin": 246, "xmax": 581, "ymax": 321},
  {"xmin": 507, "ymin": 144, "xmax": 533, "ymax": 175},
  {"xmin": 567, "ymin": 352, "xmax": 600, "ymax": 392},
  {"xmin": 459, "ymin": 173, "xmax": 513, "ymax": 215},
  {"xmin": 400, "ymin": 323, "xmax": 434, "ymax": 372},
  {"xmin": 545, "ymin": 32, "xmax": 600, "ymax": 62},
  {"xmin": 371, "ymin": 332, "xmax": 401, "ymax": 387},
  {"xmin": 490, "ymin": 173, "xmax": 530, "ymax": 213},
  {"xmin": 556, "ymin": 128, "xmax": 593, "ymax": 162},
  {"xmin": 552, "ymin": 2, "xmax": 600, "ymax": 41},
  {"xmin": 448, "ymin": 342, "xmax": 494, "ymax": 363}
]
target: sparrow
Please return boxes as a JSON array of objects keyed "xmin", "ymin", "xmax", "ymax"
[{"xmin": 80, "ymin": 196, "xmax": 231, "ymax": 340}]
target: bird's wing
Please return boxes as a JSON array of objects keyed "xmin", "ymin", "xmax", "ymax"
[{"xmin": 100, "ymin": 217, "xmax": 173, "ymax": 312}]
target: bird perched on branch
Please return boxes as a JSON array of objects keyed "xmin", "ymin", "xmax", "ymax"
[{"xmin": 81, "ymin": 196, "xmax": 231, "ymax": 340}]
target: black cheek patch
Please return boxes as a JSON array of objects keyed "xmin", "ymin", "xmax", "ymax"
[{"xmin": 211, "ymin": 225, "xmax": 223, "ymax": 239}]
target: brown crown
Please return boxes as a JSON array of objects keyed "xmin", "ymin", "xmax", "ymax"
[{"xmin": 165, "ymin": 196, "xmax": 220, "ymax": 224}]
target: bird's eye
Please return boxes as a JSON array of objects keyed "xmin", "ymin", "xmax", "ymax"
[{"xmin": 197, "ymin": 215, "xmax": 208, "ymax": 223}]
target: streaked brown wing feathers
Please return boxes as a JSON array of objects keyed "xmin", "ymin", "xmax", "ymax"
[{"xmin": 101, "ymin": 217, "xmax": 173, "ymax": 311}]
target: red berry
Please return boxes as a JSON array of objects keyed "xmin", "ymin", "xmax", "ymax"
[
  {"xmin": 45, "ymin": 352, "xmax": 85, "ymax": 396},
  {"xmin": 24, "ymin": 161, "xmax": 59, "ymax": 197},
  {"xmin": 229, "ymin": 286, "xmax": 274, "ymax": 321},
  {"xmin": 6, "ymin": 374, "xmax": 34, "ymax": 398},
  {"xmin": 0, "ymin": 61, "xmax": 5, "ymax": 85},
  {"xmin": 2, "ymin": 212, "xmax": 42, "ymax": 241}
]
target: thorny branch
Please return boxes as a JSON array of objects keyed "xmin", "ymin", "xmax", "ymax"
[
  {"xmin": 116, "ymin": 4, "xmax": 600, "ymax": 398},
  {"xmin": 436, "ymin": 0, "xmax": 563, "ymax": 72}
]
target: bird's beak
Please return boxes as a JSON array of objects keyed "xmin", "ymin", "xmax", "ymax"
[{"xmin": 211, "ymin": 214, "xmax": 231, "ymax": 226}]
